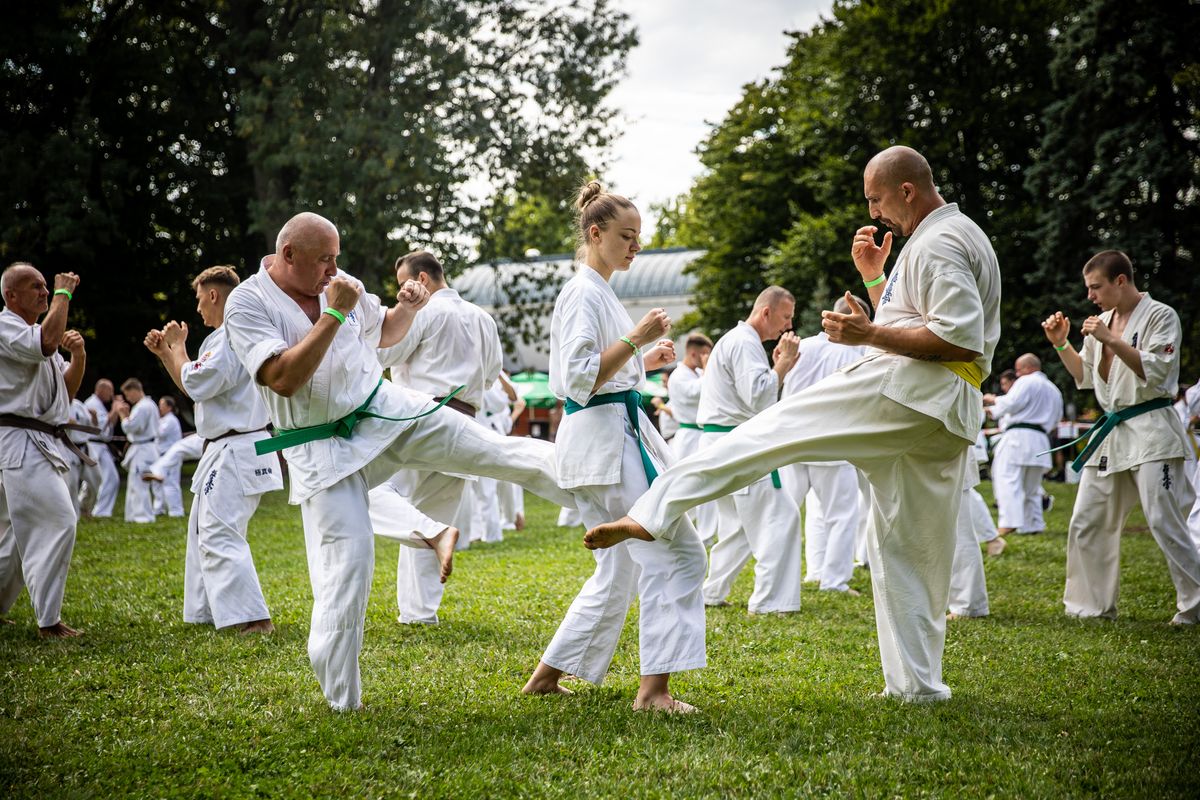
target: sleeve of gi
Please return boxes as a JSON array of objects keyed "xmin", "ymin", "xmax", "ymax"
[
  {"xmin": 181, "ymin": 337, "xmax": 236, "ymax": 402},
  {"xmin": 733, "ymin": 337, "xmax": 779, "ymax": 413},
  {"xmin": 376, "ymin": 304, "xmax": 426, "ymax": 368},
  {"xmin": 989, "ymin": 377, "xmax": 1029, "ymax": 418},
  {"xmin": 356, "ymin": 290, "xmax": 386, "ymax": 350},
  {"xmin": 557, "ymin": 286, "xmax": 604, "ymax": 407},
  {"xmin": 916, "ymin": 253, "xmax": 985, "ymax": 356},
  {"xmin": 223, "ymin": 292, "xmax": 289, "ymax": 384},
  {"xmin": 671, "ymin": 368, "xmax": 703, "ymax": 405},
  {"xmin": 1137, "ymin": 305, "xmax": 1181, "ymax": 393},
  {"xmin": 0, "ymin": 314, "xmax": 49, "ymax": 364},
  {"xmin": 1076, "ymin": 335, "xmax": 1096, "ymax": 390},
  {"xmin": 481, "ymin": 315, "xmax": 503, "ymax": 391}
]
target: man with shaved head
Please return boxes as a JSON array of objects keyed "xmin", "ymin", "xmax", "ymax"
[
  {"xmin": 0, "ymin": 263, "xmax": 88, "ymax": 637},
  {"xmin": 697, "ymin": 286, "xmax": 803, "ymax": 614},
  {"xmin": 222, "ymin": 212, "xmax": 576, "ymax": 711},
  {"xmin": 983, "ymin": 353, "xmax": 1063, "ymax": 536},
  {"xmin": 587, "ymin": 146, "xmax": 1001, "ymax": 703}
]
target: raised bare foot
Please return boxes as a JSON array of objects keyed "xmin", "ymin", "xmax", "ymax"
[
  {"xmin": 514, "ymin": 513, "xmax": 526, "ymax": 531},
  {"xmin": 584, "ymin": 517, "xmax": 652, "ymax": 550},
  {"xmin": 633, "ymin": 695, "xmax": 698, "ymax": 714},
  {"xmin": 38, "ymin": 622, "xmax": 82, "ymax": 638},
  {"xmin": 239, "ymin": 619, "xmax": 275, "ymax": 635},
  {"xmin": 986, "ymin": 537, "xmax": 1007, "ymax": 557},
  {"xmin": 422, "ymin": 526, "xmax": 459, "ymax": 583}
]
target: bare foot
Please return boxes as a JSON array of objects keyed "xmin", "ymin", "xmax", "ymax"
[
  {"xmin": 986, "ymin": 537, "xmax": 1007, "ymax": 557},
  {"xmin": 633, "ymin": 695, "xmax": 698, "ymax": 714},
  {"xmin": 584, "ymin": 516, "xmax": 653, "ymax": 550},
  {"xmin": 420, "ymin": 526, "xmax": 459, "ymax": 583},
  {"xmin": 523, "ymin": 661, "xmax": 573, "ymax": 695},
  {"xmin": 514, "ymin": 513, "xmax": 526, "ymax": 531},
  {"xmin": 823, "ymin": 587, "xmax": 862, "ymax": 597},
  {"xmin": 0, "ymin": 617, "xmax": 16, "ymax": 626},
  {"xmin": 239, "ymin": 619, "xmax": 275, "ymax": 635},
  {"xmin": 38, "ymin": 622, "xmax": 82, "ymax": 638}
]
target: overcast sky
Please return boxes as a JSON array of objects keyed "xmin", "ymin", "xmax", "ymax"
[{"xmin": 604, "ymin": 0, "xmax": 834, "ymax": 232}]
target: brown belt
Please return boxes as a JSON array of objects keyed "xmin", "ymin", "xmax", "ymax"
[
  {"xmin": 433, "ymin": 396, "xmax": 477, "ymax": 418},
  {"xmin": 203, "ymin": 425, "xmax": 271, "ymax": 454},
  {"xmin": 0, "ymin": 413, "xmax": 100, "ymax": 467}
]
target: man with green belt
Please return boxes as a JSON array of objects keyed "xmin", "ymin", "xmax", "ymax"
[
  {"xmin": 698, "ymin": 286, "xmax": 802, "ymax": 614},
  {"xmin": 1043, "ymin": 250, "xmax": 1200, "ymax": 623}
]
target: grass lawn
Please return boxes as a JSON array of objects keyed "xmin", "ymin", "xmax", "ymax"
[{"xmin": 1, "ymin": 478, "xmax": 1197, "ymax": 798}]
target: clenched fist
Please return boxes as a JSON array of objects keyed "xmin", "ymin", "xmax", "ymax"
[
  {"xmin": 630, "ymin": 308, "xmax": 671, "ymax": 348},
  {"xmin": 326, "ymin": 276, "xmax": 362, "ymax": 314}
]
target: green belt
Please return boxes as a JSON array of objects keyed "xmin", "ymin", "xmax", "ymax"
[
  {"xmin": 564, "ymin": 390, "xmax": 658, "ymax": 486},
  {"xmin": 702, "ymin": 423, "xmax": 782, "ymax": 489},
  {"xmin": 1006, "ymin": 422, "xmax": 1048, "ymax": 433},
  {"xmin": 1041, "ymin": 397, "xmax": 1172, "ymax": 472},
  {"xmin": 678, "ymin": 422, "xmax": 701, "ymax": 430},
  {"xmin": 255, "ymin": 379, "xmax": 465, "ymax": 456}
]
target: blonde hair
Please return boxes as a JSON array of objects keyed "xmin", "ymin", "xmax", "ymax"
[
  {"xmin": 191, "ymin": 266, "xmax": 240, "ymax": 292},
  {"xmin": 575, "ymin": 180, "xmax": 636, "ymax": 258}
]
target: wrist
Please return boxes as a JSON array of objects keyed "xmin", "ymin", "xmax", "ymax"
[
  {"xmin": 1053, "ymin": 340, "xmax": 1069, "ymax": 351},
  {"xmin": 54, "ymin": 288, "xmax": 74, "ymax": 301},
  {"xmin": 862, "ymin": 272, "xmax": 886, "ymax": 289}
]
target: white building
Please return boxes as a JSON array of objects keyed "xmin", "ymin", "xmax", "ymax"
[{"xmin": 455, "ymin": 247, "xmax": 703, "ymax": 372}]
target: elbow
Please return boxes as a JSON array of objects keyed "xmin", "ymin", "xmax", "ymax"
[{"xmin": 268, "ymin": 379, "xmax": 297, "ymax": 398}]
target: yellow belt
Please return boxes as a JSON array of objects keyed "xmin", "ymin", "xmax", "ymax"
[{"xmin": 940, "ymin": 360, "xmax": 983, "ymax": 390}]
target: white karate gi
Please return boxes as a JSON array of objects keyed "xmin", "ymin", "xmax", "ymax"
[
  {"xmin": 988, "ymin": 371, "xmax": 1062, "ymax": 533},
  {"xmin": 1180, "ymin": 382, "xmax": 1200, "ymax": 551},
  {"xmin": 375, "ymin": 286, "xmax": 503, "ymax": 624},
  {"xmin": 180, "ymin": 325, "xmax": 282, "ymax": 629},
  {"xmin": 538, "ymin": 265, "xmax": 707, "ymax": 684},
  {"xmin": 148, "ymin": 433, "xmax": 204, "ymax": 481},
  {"xmin": 556, "ymin": 505, "xmax": 582, "ymax": 527},
  {"xmin": 471, "ymin": 382, "xmax": 513, "ymax": 544},
  {"xmin": 121, "ymin": 396, "xmax": 159, "ymax": 523},
  {"xmin": 668, "ymin": 363, "xmax": 718, "ymax": 544},
  {"xmin": 699, "ymin": 321, "xmax": 803, "ymax": 613},
  {"xmin": 83, "ymin": 393, "xmax": 119, "ymax": 517},
  {"xmin": 152, "ymin": 410, "xmax": 185, "ymax": 517},
  {"xmin": 782, "ymin": 332, "xmax": 866, "ymax": 592},
  {"xmin": 625, "ymin": 203, "xmax": 1000, "ymax": 701},
  {"xmin": 62, "ymin": 398, "xmax": 94, "ymax": 519},
  {"xmin": 0, "ymin": 307, "xmax": 78, "ymax": 628},
  {"xmin": 967, "ymin": 431, "xmax": 999, "ymax": 546},
  {"xmin": 224, "ymin": 263, "xmax": 572, "ymax": 710},
  {"xmin": 1064, "ymin": 294, "xmax": 1200, "ymax": 623},
  {"xmin": 948, "ymin": 458, "xmax": 989, "ymax": 616}
]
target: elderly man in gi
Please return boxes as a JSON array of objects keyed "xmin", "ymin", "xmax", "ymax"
[
  {"xmin": 983, "ymin": 353, "xmax": 1063, "ymax": 536},
  {"xmin": 0, "ymin": 263, "xmax": 89, "ymax": 638},
  {"xmin": 223, "ymin": 212, "xmax": 574, "ymax": 710},
  {"xmin": 698, "ymin": 286, "xmax": 803, "ymax": 614},
  {"xmin": 588, "ymin": 146, "xmax": 1001, "ymax": 702},
  {"xmin": 1044, "ymin": 250, "xmax": 1200, "ymax": 624},
  {"xmin": 371, "ymin": 250, "xmax": 503, "ymax": 625},
  {"xmin": 782, "ymin": 295, "xmax": 869, "ymax": 595},
  {"xmin": 144, "ymin": 265, "xmax": 282, "ymax": 634},
  {"xmin": 83, "ymin": 379, "xmax": 120, "ymax": 517},
  {"xmin": 115, "ymin": 378, "xmax": 159, "ymax": 524}
]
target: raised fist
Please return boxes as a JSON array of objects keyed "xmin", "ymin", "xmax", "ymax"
[
  {"xmin": 327, "ymin": 276, "xmax": 362, "ymax": 313},
  {"xmin": 630, "ymin": 308, "xmax": 671, "ymax": 348}
]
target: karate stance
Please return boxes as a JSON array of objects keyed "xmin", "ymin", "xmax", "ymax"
[
  {"xmin": 0, "ymin": 263, "xmax": 88, "ymax": 637},
  {"xmin": 522, "ymin": 182, "xmax": 707, "ymax": 712},
  {"xmin": 223, "ymin": 212, "xmax": 574, "ymax": 710},
  {"xmin": 983, "ymin": 354, "xmax": 1062, "ymax": 535},
  {"xmin": 782, "ymin": 296, "xmax": 869, "ymax": 594},
  {"xmin": 152, "ymin": 396, "xmax": 186, "ymax": 517},
  {"xmin": 83, "ymin": 379, "xmax": 120, "ymax": 517},
  {"xmin": 372, "ymin": 250, "xmax": 502, "ymax": 624},
  {"xmin": 115, "ymin": 379, "xmax": 158, "ymax": 524},
  {"xmin": 699, "ymin": 288, "xmax": 804, "ymax": 613},
  {"xmin": 144, "ymin": 266, "xmax": 282, "ymax": 634},
  {"xmin": 587, "ymin": 146, "xmax": 1001, "ymax": 702},
  {"xmin": 1044, "ymin": 250, "xmax": 1200, "ymax": 624}
]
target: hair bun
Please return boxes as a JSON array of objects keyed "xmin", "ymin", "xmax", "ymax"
[{"xmin": 576, "ymin": 180, "xmax": 605, "ymax": 210}]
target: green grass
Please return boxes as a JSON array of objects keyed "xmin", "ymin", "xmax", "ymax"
[{"xmin": 2, "ymin": 479, "xmax": 1197, "ymax": 798}]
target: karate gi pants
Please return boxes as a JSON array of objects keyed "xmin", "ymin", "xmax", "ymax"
[
  {"xmin": 673, "ymin": 427, "xmax": 719, "ymax": 545},
  {"xmin": 785, "ymin": 463, "xmax": 860, "ymax": 591},
  {"xmin": 472, "ymin": 474, "xmax": 503, "ymax": 543},
  {"xmin": 64, "ymin": 451, "xmax": 87, "ymax": 519},
  {"xmin": 1064, "ymin": 459, "xmax": 1200, "ymax": 624},
  {"xmin": 498, "ymin": 481, "xmax": 524, "ymax": 529},
  {"xmin": 123, "ymin": 443, "xmax": 157, "ymax": 523},
  {"xmin": 1185, "ymin": 457, "xmax": 1200, "ymax": 552},
  {"xmin": 948, "ymin": 486, "xmax": 989, "ymax": 617},
  {"xmin": 557, "ymin": 506, "xmax": 583, "ymax": 527},
  {"xmin": 0, "ymin": 438, "xmax": 77, "ymax": 627},
  {"xmin": 968, "ymin": 490, "xmax": 999, "ymax": 544},
  {"xmin": 627, "ymin": 363, "xmax": 969, "ymax": 701},
  {"xmin": 86, "ymin": 443, "xmax": 119, "ymax": 517},
  {"xmin": 540, "ymin": 429, "xmax": 707, "ymax": 684},
  {"xmin": 151, "ymin": 462, "xmax": 185, "ymax": 517},
  {"xmin": 183, "ymin": 447, "xmax": 271, "ymax": 629},
  {"xmin": 702, "ymin": 431, "xmax": 803, "ymax": 613},
  {"xmin": 992, "ymin": 450, "xmax": 1046, "ymax": 532},
  {"xmin": 300, "ymin": 409, "xmax": 574, "ymax": 710},
  {"xmin": 377, "ymin": 470, "xmax": 470, "ymax": 625}
]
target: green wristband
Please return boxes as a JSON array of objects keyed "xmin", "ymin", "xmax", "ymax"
[
  {"xmin": 1054, "ymin": 341, "xmax": 1069, "ymax": 352},
  {"xmin": 862, "ymin": 273, "xmax": 886, "ymax": 289},
  {"xmin": 54, "ymin": 288, "xmax": 73, "ymax": 301},
  {"xmin": 620, "ymin": 335, "xmax": 641, "ymax": 356},
  {"xmin": 323, "ymin": 308, "xmax": 347, "ymax": 325}
]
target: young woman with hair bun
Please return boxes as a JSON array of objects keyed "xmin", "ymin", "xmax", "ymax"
[{"xmin": 521, "ymin": 181, "xmax": 708, "ymax": 713}]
